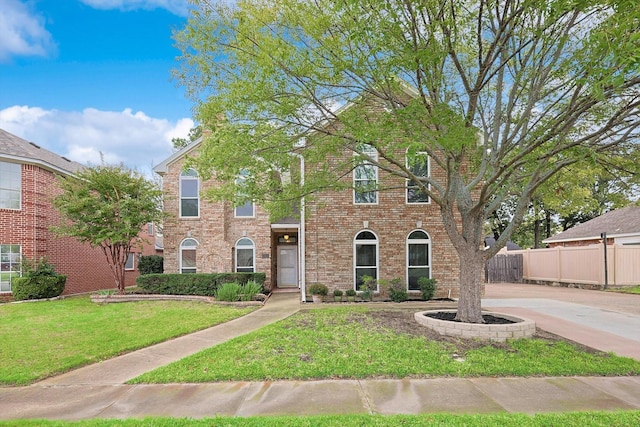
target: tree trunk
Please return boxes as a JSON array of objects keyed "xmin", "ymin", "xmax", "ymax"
[{"xmin": 455, "ymin": 249, "xmax": 486, "ymax": 323}]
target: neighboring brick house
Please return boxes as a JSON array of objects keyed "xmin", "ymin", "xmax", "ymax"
[
  {"xmin": 155, "ymin": 97, "xmax": 463, "ymax": 301},
  {"xmin": 543, "ymin": 206, "xmax": 640, "ymax": 247},
  {"xmin": 0, "ymin": 128, "xmax": 155, "ymax": 298}
]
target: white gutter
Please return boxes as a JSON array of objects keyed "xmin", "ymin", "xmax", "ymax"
[{"xmin": 294, "ymin": 153, "xmax": 307, "ymax": 302}]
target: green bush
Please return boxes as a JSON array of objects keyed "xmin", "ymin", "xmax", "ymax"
[
  {"xmin": 308, "ymin": 283, "xmax": 328, "ymax": 296},
  {"xmin": 12, "ymin": 258, "xmax": 66, "ymax": 301},
  {"xmin": 138, "ymin": 255, "xmax": 163, "ymax": 275},
  {"xmin": 12, "ymin": 276, "xmax": 67, "ymax": 301},
  {"xmin": 418, "ymin": 277, "xmax": 437, "ymax": 300},
  {"xmin": 345, "ymin": 289, "xmax": 357, "ymax": 297},
  {"xmin": 388, "ymin": 278, "xmax": 408, "ymax": 302},
  {"xmin": 215, "ymin": 282, "xmax": 242, "ymax": 301},
  {"xmin": 240, "ymin": 281, "xmax": 263, "ymax": 301},
  {"xmin": 333, "ymin": 289, "xmax": 343, "ymax": 297},
  {"xmin": 136, "ymin": 272, "xmax": 266, "ymax": 296}
]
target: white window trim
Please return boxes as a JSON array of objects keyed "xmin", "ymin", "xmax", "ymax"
[
  {"xmin": 353, "ymin": 146, "xmax": 379, "ymax": 205},
  {"xmin": 0, "ymin": 244, "xmax": 21, "ymax": 293},
  {"xmin": 353, "ymin": 230, "xmax": 379, "ymax": 291},
  {"xmin": 406, "ymin": 229, "xmax": 431, "ymax": 290},
  {"xmin": 0, "ymin": 161, "xmax": 22, "ymax": 211},
  {"xmin": 125, "ymin": 253, "xmax": 136, "ymax": 271},
  {"xmin": 235, "ymin": 237, "xmax": 256, "ymax": 272},
  {"xmin": 179, "ymin": 169, "xmax": 200, "ymax": 218},
  {"xmin": 406, "ymin": 153, "xmax": 431, "ymax": 205},
  {"xmin": 179, "ymin": 238, "xmax": 199, "ymax": 274},
  {"xmin": 234, "ymin": 201, "xmax": 256, "ymax": 218}
]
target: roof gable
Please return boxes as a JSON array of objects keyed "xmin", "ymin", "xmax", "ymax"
[
  {"xmin": 0, "ymin": 128, "xmax": 83, "ymax": 175},
  {"xmin": 544, "ymin": 206, "xmax": 640, "ymax": 243}
]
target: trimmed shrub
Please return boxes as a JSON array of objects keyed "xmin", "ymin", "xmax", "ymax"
[
  {"xmin": 136, "ymin": 272, "xmax": 266, "ymax": 296},
  {"xmin": 388, "ymin": 278, "xmax": 408, "ymax": 303},
  {"xmin": 12, "ymin": 258, "xmax": 66, "ymax": 301},
  {"xmin": 138, "ymin": 255, "xmax": 163, "ymax": 275},
  {"xmin": 12, "ymin": 276, "xmax": 67, "ymax": 301},
  {"xmin": 418, "ymin": 277, "xmax": 437, "ymax": 301}
]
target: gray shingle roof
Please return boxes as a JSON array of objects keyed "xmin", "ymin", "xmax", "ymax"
[
  {"xmin": 544, "ymin": 206, "xmax": 640, "ymax": 243},
  {"xmin": 0, "ymin": 128, "xmax": 83, "ymax": 175}
]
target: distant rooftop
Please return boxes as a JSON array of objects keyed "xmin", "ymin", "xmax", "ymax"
[
  {"xmin": 544, "ymin": 206, "xmax": 640, "ymax": 243},
  {"xmin": 0, "ymin": 128, "xmax": 84, "ymax": 175}
]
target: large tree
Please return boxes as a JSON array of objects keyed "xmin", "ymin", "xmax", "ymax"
[
  {"xmin": 52, "ymin": 165, "xmax": 163, "ymax": 293},
  {"xmin": 176, "ymin": 0, "xmax": 640, "ymax": 322}
]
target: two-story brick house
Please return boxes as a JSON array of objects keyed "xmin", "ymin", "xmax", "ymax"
[
  {"xmin": 0, "ymin": 128, "xmax": 156, "ymax": 298},
  {"xmin": 155, "ymin": 105, "xmax": 462, "ymax": 301}
]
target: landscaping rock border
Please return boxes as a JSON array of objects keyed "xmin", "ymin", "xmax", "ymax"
[
  {"xmin": 90, "ymin": 293, "xmax": 267, "ymax": 306},
  {"xmin": 414, "ymin": 309, "xmax": 536, "ymax": 342}
]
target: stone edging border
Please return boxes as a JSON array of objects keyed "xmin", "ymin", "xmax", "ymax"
[
  {"xmin": 414, "ymin": 309, "xmax": 536, "ymax": 342},
  {"xmin": 89, "ymin": 293, "xmax": 267, "ymax": 306}
]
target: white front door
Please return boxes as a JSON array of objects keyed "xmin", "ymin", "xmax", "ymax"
[{"xmin": 277, "ymin": 246, "xmax": 298, "ymax": 287}]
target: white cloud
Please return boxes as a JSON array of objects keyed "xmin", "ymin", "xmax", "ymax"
[
  {"xmin": 79, "ymin": 0, "xmax": 191, "ymax": 16},
  {"xmin": 0, "ymin": 0, "xmax": 56, "ymax": 62},
  {"xmin": 0, "ymin": 105, "xmax": 194, "ymax": 176}
]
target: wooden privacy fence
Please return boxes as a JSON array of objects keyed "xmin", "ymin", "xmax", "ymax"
[
  {"xmin": 485, "ymin": 253, "xmax": 523, "ymax": 283},
  {"xmin": 510, "ymin": 245, "xmax": 640, "ymax": 287}
]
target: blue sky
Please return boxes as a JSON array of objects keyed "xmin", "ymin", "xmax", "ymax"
[{"xmin": 0, "ymin": 0, "xmax": 196, "ymax": 175}]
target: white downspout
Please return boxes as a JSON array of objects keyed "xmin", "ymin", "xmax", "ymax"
[{"xmin": 296, "ymin": 154, "xmax": 306, "ymax": 302}]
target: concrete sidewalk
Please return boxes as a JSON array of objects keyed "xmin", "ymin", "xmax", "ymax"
[{"xmin": 4, "ymin": 284, "xmax": 640, "ymax": 420}]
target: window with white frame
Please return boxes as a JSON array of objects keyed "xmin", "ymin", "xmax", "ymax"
[
  {"xmin": 147, "ymin": 222, "xmax": 154, "ymax": 236},
  {"xmin": 125, "ymin": 253, "xmax": 135, "ymax": 270},
  {"xmin": 180, "ymin": 169, "xmax": 199, "ymax": 217},
  {"xmin": 235, "ymin": 238, "xmax": 255, "ymax": 272},
  {"xmin": 234, "ymin": 170, "xmax": 255, "ymax": 217},
  {"xmin": 354, "ymin": 230, "xmax": 378, "ymax": 290},
  {"xmin": 407, "ymin": 230, "xmax": 431, "ymax": 290},
  {"xmin": 180, "ymin": 238, "xmax": 198, "ymax": 274},
  {"xmin": 0, "ymin": 162, "xmax": 21, "ymax": 210},
  {"xmin": 406, "ymin": 153, "xmax": 430, "ymax": 204},
  {"xmin": 0, "ymin": 244, "xmax": 21, "ymax": 292},
  {"xmin": 354, "ymin": 145, "xmax": 378, "ymax": 204}
]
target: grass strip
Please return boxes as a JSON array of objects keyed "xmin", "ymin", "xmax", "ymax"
[
  {"xmin": 3, "ymin": 411, "xmax": 640, "ymax": 426},
  {"xmin": 132, "ymin": 307, "xmax": 640, "ymax": 383},
  {"xmin": 0, "ymin": 297, "xmax": 256, "ymax": 386}
]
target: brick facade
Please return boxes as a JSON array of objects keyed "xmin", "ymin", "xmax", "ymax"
[
  {"xmin": 0, "ymin": 162, "xmax": 155, "ymax": 297},
  {"xmin": 160, "ymin": 156, "xmax": 275, "ymax": 287}
]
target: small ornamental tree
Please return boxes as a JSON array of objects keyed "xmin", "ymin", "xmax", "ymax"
[{"xmin": 52, "ymin": 165, "xmax": 162, "ymax": 293}]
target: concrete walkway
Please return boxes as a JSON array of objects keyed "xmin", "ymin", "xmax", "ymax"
[{"xmin": 4, "ymin": 285, "xmax": 640, "ymax": 420}]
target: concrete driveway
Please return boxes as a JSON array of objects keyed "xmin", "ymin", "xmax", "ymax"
[{"xmin": 483, "ymin": 283, "xmax": 640, "ymax": 360}]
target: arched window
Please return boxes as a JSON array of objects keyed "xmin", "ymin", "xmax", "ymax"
[
  {"xmin": 407, "ymin": 230, "xmax": 430, "ymax": 290},
  {"xmin": 180, "ymin": 169, "xmax": 199, "ymax": 217},
  {"xmin": 180, "ymin": 238, "xmax": 198, "ymax": 274},
  {"xmin": 354, "ymin": 230, "xmax": 378, "ymax": 290},
  {"xmin": 235, "ymin": 238, "xmax": 255, "ymax": 272}
]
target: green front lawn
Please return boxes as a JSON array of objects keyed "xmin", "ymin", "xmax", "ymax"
[
  {"xmin": 132, "ymin": 307, "xmax": 640, "ymax": 383},
  {"xmin": 0, "ymin": 297, "xmax": 256, "ymax": 386},
  {"xmin": 608, "ymin": 286, "xmax": 640, "ymax": 295},
  {"xmin": 4, "ymin": 412, "xmax": 640, "ymax": 426}
]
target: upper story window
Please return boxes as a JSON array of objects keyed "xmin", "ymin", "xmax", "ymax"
[
  {"xmin": 147, "ymin": 222, "xmax": 154, "ymax": 236},
  {"xmin": 235, "ymin": 237, "xmax": 255, "ymax": 272},
  {"xmin": 354, "ymin": 145, "xmax": 378, "ymax": 204},
  {"xmin": 234, "ymin": 169, "xmax": 255, "ymax": 217},
  {"xmin": 180, "ymin": 238, "xmax": 198, "ymax": 274},
  {"xmin": 406, "ymin": 153, "xmax": 430, "ymax": 204},
  {"xmin": 180, "ymin": 169, "xmax": 199, "ymax": 218},
  {"xmin": 0, "ymin": 161, "xmax": 21, "ymax": 210}
]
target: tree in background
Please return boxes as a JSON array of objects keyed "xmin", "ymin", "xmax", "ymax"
[
  {"xmin": 171, "ymin": 125, "xmax": 202, "ymax": 150},
  {"xmin": 175, "ymin": 0, "xmax": 639, "ymax": 322},
  {"xmin": 52, "ymin": 165, "xmax": 163, "ymax": 293}
]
